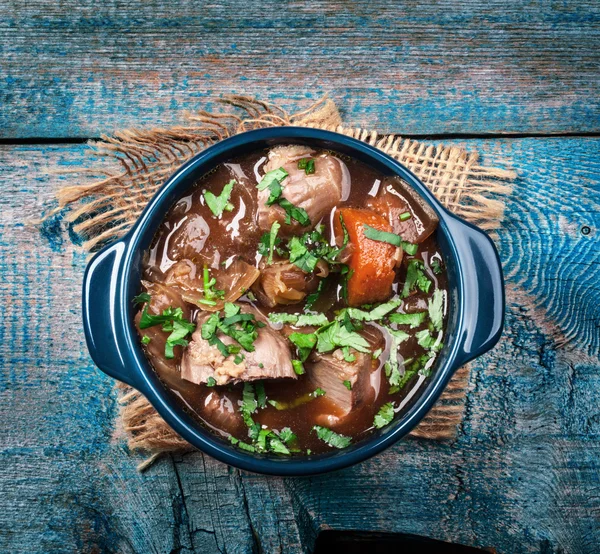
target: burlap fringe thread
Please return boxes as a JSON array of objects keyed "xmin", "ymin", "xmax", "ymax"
[{"xmin": 55, "ymin": 96, "xmax": 515, "ymax": 469}]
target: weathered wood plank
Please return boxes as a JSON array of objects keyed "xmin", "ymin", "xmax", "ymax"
[
  {"xmin": 1, "ymin": 0, "xmax": 599, "ymax": 138},
  {"xmin": 0, "ymin": 138, "xmax": 599, "ymax": 553}
]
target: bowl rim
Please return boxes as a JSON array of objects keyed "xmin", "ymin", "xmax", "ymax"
[{"xmin": 107, "ymin": 127, "xmax": 473, "ymax": 475}]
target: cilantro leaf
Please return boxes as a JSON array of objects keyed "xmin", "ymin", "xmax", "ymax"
[
  {"xmin": 428, "ymin": 288, "xmax": 445, "ymax": 332},
  {"xmin": 315, "ymin": 321, "xmax": 370, "ymax": 354},
  {"xmin": 401, "ymin": 241, "xmax": 419, "ymax": 256},
  {"xmin": 204, "ymin": 179, "xmax": 236, "ymax": 217},
  {"xmin": 373, "ymin": 402, "xmax": 395, "ymax": 429},
  {"xmin": 278, "ymin": 427, "xmax": 297, "ymax": 444},
  {"xmin": 312, "ymin": 425, "xmax": 352, "ymax": 449},
  {"xmin": 133, "ymin": 292, "xmax": 151, "ymax": 305},
  {"xmin": 278, "ymin": 198, "xmax": 310, "ymax": 226},
  {"xmin": 291, "ymin": 359, "xmax": 305, "ymax": 375},
  {"xmin": 388, "ymin": 311, "xmax": 427, "ymax": 328},
  {"xmin": 402, "ymin": 259, "xmax": 431, "ymax": 297},
  {"xmin": 228, "ymin": 436, "xmax": 256, "ymax": 452},
  {"xmin": 257, "ymin": 168, "xmax": 288, "ymax": 191},
  {"xmin": 288, "ymin": 236, "xmax": 319, "ymax": 272},
  {"xmin": 206, "ymin": 377, "xmax": 216, "ymax": 387},
  {"xmin": 362, "ymin": 224, "xmax": 402, "ymax": 247},
  {"xmin": 255, "ymin": 381, "xmax": 267, "ymax": 409},
  {"xmin": 288, "ymin": 332, "xmax": 318, "ymax": 361},
  {"xmin": 344, "ymin": 299, "xmax": 402, "ymax": 322},
  {"xmin": 266, "ymin": 221, "xmax": 281, "ymax": 264},
  {"xmin": 343, "ymin": 380, "xmax": 352, "ymax": 390},
  {"xmin": 384, "ymin": 328, "xmax": 410, "ymax": 386}
]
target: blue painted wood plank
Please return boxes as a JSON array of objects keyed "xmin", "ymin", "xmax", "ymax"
[
  {"xmin": 1, "ymin": 0, "xmax": 599, "ymax": 138},
  {"xmin": 0, "ymin": 138, "xmax": 598, "ymax": 553}
]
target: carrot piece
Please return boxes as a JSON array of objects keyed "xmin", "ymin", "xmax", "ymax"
[{"xmin": 334, "ymin": 208, "xmax": 398, "ymax": 307}]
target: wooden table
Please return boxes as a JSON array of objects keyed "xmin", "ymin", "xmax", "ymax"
[{"xmin": 1, "ymin": 2, "xmax": 599, "ymax": 552}]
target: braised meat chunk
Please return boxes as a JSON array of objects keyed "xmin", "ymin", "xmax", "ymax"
[
  {"xmin": 181, "ymin": 305, "xmax": 296, "ymax": 386},
  {"xmin": 257, "ymin": 145, "xmax": 344, "ymax": 235}
]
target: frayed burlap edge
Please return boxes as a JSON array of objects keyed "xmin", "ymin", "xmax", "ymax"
[{"xmin": 55, "ymin": 95, "xmax": 515, "ymax": 469}]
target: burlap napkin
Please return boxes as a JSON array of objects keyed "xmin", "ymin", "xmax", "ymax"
[{"xmin": 54, "ymin": 96, "xmax": 514, "ymax": 467}]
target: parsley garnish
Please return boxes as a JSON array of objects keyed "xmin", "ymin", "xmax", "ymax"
[
  {"xmin": 428, "ymin": 289, "xmax": 444, "ymax": 332},
  {"xmin": 401, "ymin": 241, "xmax": 419, "ymax": 256},
  {"xmin": 288, "ymin": 332, "xmax": 318, "ymax": 361},
  {"xmin": 402, "ymin": 259, "xmax": 431, "ymax": 297},
  {"xmin": 388, "ymin": 311, "xmax": 427, "ymax": 328},
  {"xmin": 206, "ymin": 377, "xmax": 216, "ymax": 387},
  {"xmin": 383, "ymin": 328, "xmax": 410, "ymax": 386},
  {"xmin": 266, "ymin": 221, "xmax": 281, "ymax": 264},
  {"xmin": 257, "ymin": 167, "xmax": 310, "ymax": 226},
  {"xmin": 297, "ymin": 158, "xmax": 316, "ymax": 174},
  {"xmin": 268, "ymin": 312, "xmax": 329, "ymax": 327},
  {"xmin": 312, "ymin": 388, "xmax": 326, "ymax": 397},
  {"xmin": 416, "ymin": 329, "xmax": 443, "ymax": 351},
  {"xmin": 291, "ymin": 359, "xmax": 305, "ymax": 375},
  {"xmin": 343, "ymin": 299, "xmax": 402, "ymax": 322},
  {"xmin": 279, "ymin": 198, "xmax": 311, "ymax": 226},
  {"xmin": 229, "ymin": 436, "xmax": 256, "ymax": 452},
  {"xmin": 288, "ymin": 236, "xmax": 320, "ymax": 272},
  {"xmin": 141, "ymin": 335, "xmax": 151, "ymax": 345},
  {"xmin": 203, "ymin": 265, "xmax": 225, "ymax": 301},
  {"xmin": 255, "ymin": 381, "xmax": 267, "ymax": 408},
  {"xmin": 343, "ymin": 380, "xmax": 352, "ymax": 390},
  {"xmin": 204, "ymin": 179, "xmax": 235, "ymax": 217},
  {"xmin": 138, "ymin": 305, "xmax": 196, "ymax": 360},
  {"xmin": 133, "ymin": 292, "xmax": 151, "ymax": 305},
  {"xmin": 362, "ymin": 224, "xmax": 402, "ymax": 247},
  {"xmin": 373, "ymin": 402, "xmax": 395, "ymax": 429},
  {"xmin": 430, "ymin": 259, "xmax": 443, "ymax": 275},
  {"xmin": 201, "ymin": 303, "xmax": 264, "ymax": 359},
  {"xmin": 312, "ymin": 425, "xmax": 352, "ymax": 449}
]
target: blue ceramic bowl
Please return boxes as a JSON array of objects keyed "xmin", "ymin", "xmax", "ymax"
[{"xmin": 83, "ymin": 127, "xmax": 504, "ymax": 475}]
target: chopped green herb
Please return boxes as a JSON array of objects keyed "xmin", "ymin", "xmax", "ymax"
[
  {"xmin": 374, "ymin": 402, "xmax": 395, "ymax": 429},
  {"xmin": 258, "ymin": 362, "xmax": 264, "ymax": 369},
  {"xmin": 399, "ymin": 212, "xmax": 412, "ymax": 221},
  {"xmin": 428, "ymin": 288, "xmax": 445, "ymax": 332},
  {"xmin": 268, "ymin": 436, "xmax": 290, "ymax": 455},
  {"xmin": 316, "ymin": 320, "xmax": 371, "ymax": 354},
  {"xmin": 291, "ymin": 359, "xmax": 305, "ymax": 375},
  {"xmin": 312, "ymin": 388, "xmax": 326, "ymax": 397},
  {"xmin": 342, "ymin": 346, "xmax": 356, "ymax": 362},
  {"xmin": 312, "ymin": 425, "xmax": 352, "ymax": 449},
  {"xmin": 203, "ymin": 265, "xmax": 225, "ymax": 301},
  {"xmin": 206, "ymin": 376, "xmax": 216, "ymax": 387},
  {"xmin": 138, "ymin": 305, "xmax": 195, "ymax": 359},
  {"xmin": 362, "ymin": 224, "xmax": 402, "ymax": 247},
  {"xmin": 133, "ymin": 292, "xmax": 151, "ymax": 305},
  {"xmin": 372, "ymin": 348, "xmax": 383, "ymax": 360},
  {"xmin": 388, "ymin": 311, "xmax": 427, "ymax": 328},
  {"xmin": 343, "ymin": 380, "xmax": 352, "ymax": 390},
  {"xmin": 384, "ymin": 328, "xmax": 410, "ymax": 386},
  {"xmin": 402, "ymin": 259, "xmax": 432, "ymax": 297},
  {"xmin": 288, "ymin": 332, "xmax": 318, "ymax": 361},
  {"xmin": 266, "ymin": 221, "xmax": 281, "ymax": 264},
  {"xmin": 255, "ymin": 381, "xmax": 267, "ymax": 408},
  {"xmin": 141, "ymin": 335, "xmax": 151, "ymax": 345},
  {"xmin": 288, "ymin": 236, "xmax": 320, "ymax": 272},
  {"xmin": 233, "ymin": 354, "xmax": 244, "ymax": 364},
  {"xmin": 228, "ymin": 436, "xmax": 256, "ymax": 452},
  {"xmin": 297, "ymin": 158, "xmax": 316, "ymax": 174},
  {"xmin": 430, "ymin": 258, "xmax": 443, "ymax": 275},
  {"xmin": 279, "ymin": 198, "xmax": 311, "ymax": 226},
  {"xmin": 401, "ymin": 241, "xmax": 419, "ymax": 256},
  {"xmin": 344, "ymin": 299, "xmax": 402, "ymax": 322},
  {"xmin": 304, "ymin": 278, "xmax": 326, "ymax": 311},
  {"xmin": 268, "ymin": 312, "xmax": 329, "ymax": 327},
  {"xmin": 204, "ymin": 179, "xmax": 236, "ymax": 217},
  {"xmin": 416, "ymin": 329, "xmax": 443, "ymax": 351},
  {"xmin": 278, "ymin": 427, "xmax": 297, "ymax": 444},
  {"xmin": 241, "ymin": 383, "xmax": 258, "ymax": 417},
  {"xmin": 257, "ymin": 167, "xmax": 288, "ymax": 191}
]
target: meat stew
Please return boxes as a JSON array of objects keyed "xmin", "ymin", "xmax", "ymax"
[{"xmin": 134, "ymin": 145, "xmax": 448, "ymax": 455}]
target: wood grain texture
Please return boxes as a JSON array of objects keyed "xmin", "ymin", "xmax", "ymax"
[
  {"xmin": 1, "ymin": 0, "xmax": 599, "ymax": 139},
  {"xmin": 1, "ymin": 138, "xmax": 598, "ymax": 553}
]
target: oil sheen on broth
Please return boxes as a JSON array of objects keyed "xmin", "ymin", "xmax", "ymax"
[{"xmin": 135, "ymin": 145, "xmax": 448, "ymax": 455}]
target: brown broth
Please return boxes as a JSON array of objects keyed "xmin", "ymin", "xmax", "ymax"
[{"xmin": 138, "ymin": 148, "xmax": 448, "ymax": 455}]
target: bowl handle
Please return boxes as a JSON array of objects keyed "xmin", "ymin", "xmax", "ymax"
[
  {"xmin": 445, "ymin": 215, "xmax": 505, "ymax": 369},
  {"xmin": 82, "ymin": 239, "xmax": 139, "ymax": 388}
]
